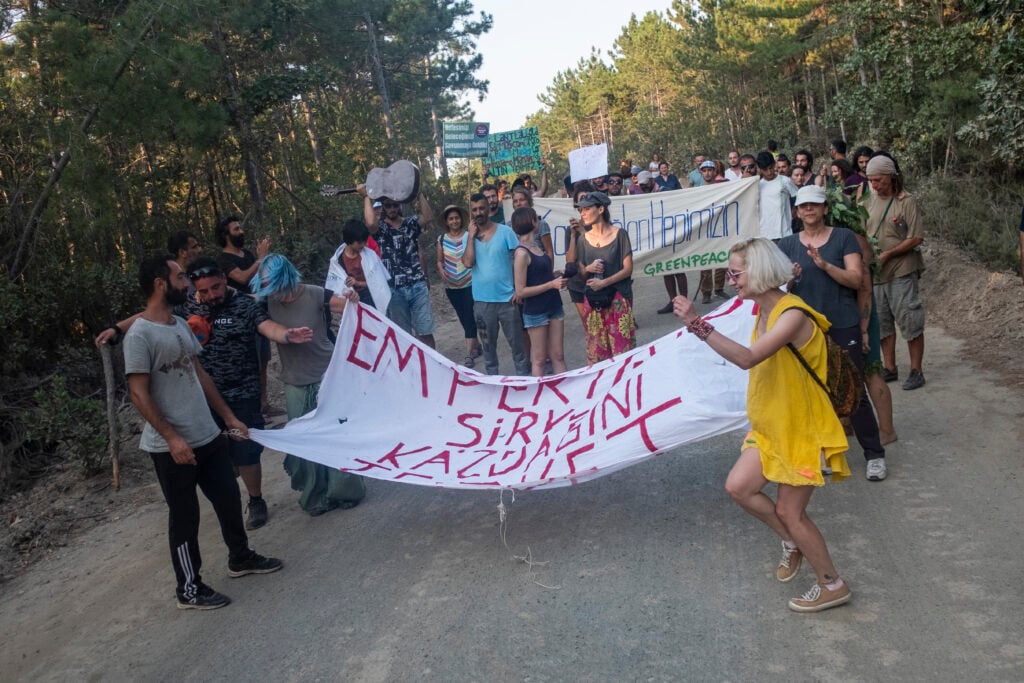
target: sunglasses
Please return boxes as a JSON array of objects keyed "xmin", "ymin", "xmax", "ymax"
[
  {"xmin": 188, "ymin": 266, "xmax": 221, "ymax": 281},
  {"xmin": 740, "ymin": 164, "xmax": 757, "ymax": 172},
  {"xmin": 606, "ymin": 179, "xmax": 623, "ymax": 185},
  {"xmin": 725, "ymin": 269, "xmax": 746, "ymax": 282}
]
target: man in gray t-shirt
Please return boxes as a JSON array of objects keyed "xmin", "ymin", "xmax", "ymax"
[{"xmin": 121, "ymin": 255, "xmax": 282, "ymax": 610}]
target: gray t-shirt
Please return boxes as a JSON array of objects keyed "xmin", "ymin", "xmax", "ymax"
[
  {"xmin": 268, "ymin": 285, "xmax": 335, "ymax": 387},
  {"xmin": 122, "ymin": 316, "xmax": 221, "ymax": 453}
]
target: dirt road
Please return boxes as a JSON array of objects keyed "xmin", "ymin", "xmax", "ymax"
[{"xmin": 2, "ymin": 266, "xmax": 1022, "ymax": 681}]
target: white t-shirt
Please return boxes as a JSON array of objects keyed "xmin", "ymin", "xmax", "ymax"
[
  {"xmin": 758, "ymin": 175, "xmax": 798, "ymax": 239},
  {"xmin": 725, "ymin": 168, "xmax": 743, "ymax": 182}
]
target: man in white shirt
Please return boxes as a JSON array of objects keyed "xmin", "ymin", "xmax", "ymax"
[
  {"xmin": 756, "ymin": 151, "xmax": 798, "ymax": 240},
  {"xmin": 724, "ymin": 151, "xmax": 743, "ymax": 181}
]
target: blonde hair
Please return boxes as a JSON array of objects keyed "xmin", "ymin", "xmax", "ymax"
[{"xmin": 730, "ymin": 238, "xmax": 793, "ymax": 294}]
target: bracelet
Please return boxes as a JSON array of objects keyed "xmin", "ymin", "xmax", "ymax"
[{"xmin": 686, "ymin": 316, "xmax": 715, "ymax": 341}]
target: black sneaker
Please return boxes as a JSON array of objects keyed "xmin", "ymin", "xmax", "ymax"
[
  {"xmin": 902, "ymin": 369, "xmax": 926, "ymax": 391},
  {"xmin": 701, "ymin": 293, "xmax": 712, "ymax": 304},
  {"xmin": 245, "ymin": 496, "xmax": 268, "ymax": 530},
  {"xmin": 656, "ymin": 301, "xmax": 673, "ymax": 314},
  {"xmin": 881, "ymin": 367, "xmax": 899, "ymax": 383},
  {"xmin": 228, "ymin": 552, "xmax": 283, "ymax": 578},
  {"xmin": 176, "ymin": 584, "xmax": 231, "ymax": 610}
]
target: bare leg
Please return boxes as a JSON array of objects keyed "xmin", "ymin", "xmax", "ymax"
[
  {"xmin": 662, "ymin": 274, "xmax": 678, "ymax": 299},
  {"xmin": 775, "ymin": 484, "xmax": 840, "ymax": 585},
  {"xmin": 237, "ymin": 463, "xmax": 262, "ymax": 498},
  {"xmin": 724, "ymin": 448, "xmax": 792, "ymax": 541},
  {"xmin": 867, "ymin": 373, "xmax": 897, "ymax": 444},
  {"xmin": 881, "ymin": 333, "xmax": 897, "ymax": 373},
  {"xmin": 417, "ymin": 334, "xmax": 436, "ymax": 349},
  {"xmin": 547, "ymin": 317, "xmax": 567, "ymax": 373},
  {"xmin": 908, "ymin": 334, "xmax": 924, "ymax": 373},
  {"xmin": 574, "ymin": 301, "xmax": 587, "ymax": 324},
  {"xmin": 526, "ymin": 326, "xmax": 549, "ymax": 377}
]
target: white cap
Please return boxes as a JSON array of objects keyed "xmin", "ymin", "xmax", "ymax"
[{"xmin": 794, "ymin": 185, "xmax": 828, "ymax": 206}]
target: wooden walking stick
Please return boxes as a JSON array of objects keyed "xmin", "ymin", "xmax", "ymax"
[{"xmin": 99, "ymin": 343, "xmax": 121, "ymax": 491}]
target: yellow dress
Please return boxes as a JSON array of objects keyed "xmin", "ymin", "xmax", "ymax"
[{"xmin": 744, "ymin": 293, "xmax": 850, "ymax": 485}]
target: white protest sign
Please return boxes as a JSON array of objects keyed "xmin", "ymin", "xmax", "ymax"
[
  {"xmin": 249, "ymin": 299, "xmax": 757, "ymax": 491},
  {"xmin": 531, "ymin": 177, "xmax": 760, "ymax": 272},
  {"xmin": 568, "ymin": 143, "xmax": 609, "ymax": 182}
]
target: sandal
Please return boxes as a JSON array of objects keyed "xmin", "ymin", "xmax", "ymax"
[{"xmin": 464, "ymin": 355, "xmax": 475, "ymax": 368}]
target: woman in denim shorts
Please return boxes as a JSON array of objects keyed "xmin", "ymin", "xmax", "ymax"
[{"xmin": 511, "ymin": 207, "xmax": 567, "ymax": 377}]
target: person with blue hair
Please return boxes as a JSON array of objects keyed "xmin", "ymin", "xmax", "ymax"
[{"xmin": 251, "ymin": 254, "xmax": 366, "ymax": 516}]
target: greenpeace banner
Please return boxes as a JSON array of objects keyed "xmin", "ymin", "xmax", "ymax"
[
  {"xmin": 527, "ymin": 177, "xmax": 760, "ymax": 273},
  {"xmin": 249, "ymin": 300, "xmax": 757, "ymax": 491}
]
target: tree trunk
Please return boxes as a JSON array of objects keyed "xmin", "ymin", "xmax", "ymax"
[
  {"xmin": 299, "ymin": 94, "xmax": 324, "ymax": 176},
  {"xmin": 366, "ymin": 13, "xmax": 401, "ymax": 160}
]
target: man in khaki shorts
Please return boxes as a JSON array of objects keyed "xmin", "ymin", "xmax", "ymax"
[{"xmin": 864, "ymin": 154, "xmax": 926, "ymax": 390}]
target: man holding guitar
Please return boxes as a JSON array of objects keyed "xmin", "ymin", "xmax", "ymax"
[{"xmin": 359, "ymin": 184, "xmax": 437, "ymax": 349}]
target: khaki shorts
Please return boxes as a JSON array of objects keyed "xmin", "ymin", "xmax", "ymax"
[{"xmin": 874, "ymin": 272, "xmax": 925, "ymax": 340}]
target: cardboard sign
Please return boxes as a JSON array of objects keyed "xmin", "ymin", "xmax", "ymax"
[{"xmin": 484, "ymin": 127, "xmax": 541, "ymax": 176}]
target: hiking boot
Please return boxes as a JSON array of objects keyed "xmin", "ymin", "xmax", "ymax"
[
  {"xmin": 881, "ymin": 367, "xmax": 898, "ymax": 383},
  {"xmin": 701, "ymin": 293, "xmax": 712, "ymax": 304},
  {"xmin": 176, "ymin": 583, "xmax": 231, "ymax": 611},
  {"xmin": 902, "ymin": 369, "xmax": 926, "ymax": 391},
  {"xmin": 714, "ymin": 289, "xmax": 729, "ymax": 300},
  {"xmin": 788, "ymin": 580, "xmax": 851, "ymax": 613},
  {"xmin": 228, "ymin": 552, "xmax": 283, "ymax": 578},
  {"xmin": 245, "ymin": 496, "xmax": 268, "ymax": 530},
  {"xmin": 777, "ymin": 542, "xmax": 803, "ymax": 583},
  {"xmin": 866, "ymin": 458, "xmax": 887, "ymax": 481}
]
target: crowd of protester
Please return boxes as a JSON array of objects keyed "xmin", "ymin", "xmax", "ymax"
[{"xmin": 95, "ymin": 138, "xmax": 937, "ymax": 615}]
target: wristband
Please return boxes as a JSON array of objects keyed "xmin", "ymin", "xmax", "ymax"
[{"xmin": 686, "ymin": 316, "xmax": 715, "ymax": 341}]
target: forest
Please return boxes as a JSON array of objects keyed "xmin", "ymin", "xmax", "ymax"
[{"xmin": 0, "ymin": 0, "xmax": 1020, "ymax": 493}]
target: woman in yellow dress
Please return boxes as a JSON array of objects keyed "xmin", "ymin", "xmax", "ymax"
[{"xmin": 673, "ymin": 237, "xmax": 852, "ymax": 613}]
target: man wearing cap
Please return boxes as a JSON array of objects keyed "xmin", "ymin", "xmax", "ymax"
[
  {"xmin": 863, "ymin": 154, "xmax": 926, "ymax": 391},
  {"xmin": 605, "ymin": 172, "xmax": 625, "ymax": 197},
  {"xmin": 462, "ymin": 192, "xmax": 529, "ymax": 375},
  {"xmin": 628, "ymin": 170, "xmax": 656, "ymax": 195},
  {"xmin": 697, "ymin": 160, "xmax": 730, "ymax": 304},
  {"xmin": 361, "ymin": 185, "xmax": 438, "ymax": 349},
  {"xmin": 756, "ymin": 151, "xmax": 798, "ymax": 240},
  {"xmin": 780, "ymin": 185, "xmax": 890, "ymax": 481}
]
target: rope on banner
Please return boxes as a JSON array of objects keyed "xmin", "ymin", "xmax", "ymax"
[{"xmin": 497, "ymin": 489, "xmax": 561, "ymax": 590}]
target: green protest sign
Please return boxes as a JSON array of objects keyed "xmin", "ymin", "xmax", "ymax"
[
  {"xmin": 484, "ymin": 127, "xmax": 541, "ymax": 177},
  {"xmin": 442, "ymin": 121, "xmax": 490, "ymax": 158}
]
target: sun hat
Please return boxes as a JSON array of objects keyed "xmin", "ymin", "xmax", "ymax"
[{"xmin": 794, "ymin": 185, "xmax": 828, "ymax": 206}]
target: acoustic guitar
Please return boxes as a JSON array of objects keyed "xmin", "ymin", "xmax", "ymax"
[{"xmin": 320, "ymin": 160, "xmax": 420, "ymax": 203}]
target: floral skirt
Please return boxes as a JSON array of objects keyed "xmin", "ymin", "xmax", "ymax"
[{"xmin": 583, "ymin": 292, "xmax": 636, "ymax": 365}]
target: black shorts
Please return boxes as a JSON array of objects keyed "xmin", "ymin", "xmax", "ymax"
[{"xmin": 211, "ymin": 397, "xmax": 265, "ymax": 467}]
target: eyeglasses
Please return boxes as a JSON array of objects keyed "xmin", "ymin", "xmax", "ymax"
[
  {"xmin": 188, "ymin": 266, "xmax": 221, "ymax": 281},
  {"xmin": 740, "ymin": 164, "xmax": 756, "ymax": 172},
  {"xmin": 725, "ymin": 269, "xmax": 746, "ymax": 282}
]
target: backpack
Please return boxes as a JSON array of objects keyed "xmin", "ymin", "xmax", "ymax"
[{"xmin": 784, "ymin": 308, "xmax": 864, "ymax": 418}]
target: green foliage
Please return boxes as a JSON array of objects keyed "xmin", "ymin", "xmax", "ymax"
[
  {"xmin": 917, "ymin": 176, "xmax": 1023, "ymax": 274},
  {"xmin": 24, "ymin": 376, "xmax": 107, "ymax": 475}
]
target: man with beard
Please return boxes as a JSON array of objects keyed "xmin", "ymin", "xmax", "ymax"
[
  {"xmin": 121, "ymin": 255, "xmax": 283, "ymax": 610},
  {"xmin": 96, "ymin": 257, "xmax": 313, "ymax": 529},
  {"xmin": 480, "ymin": 184, "xmax": 505, "ymax": 225},
  {"xmin": 361, "ymin": 185, "xmax": 437, "ymax": 349},
  {"xmin": 462, "ymin": 193, "xmax": 529, "ymax": 375},
  {"xmin": 724, "ymin": 151, "xmax": 743, "ymax": 181},
  {"xmin": 184, "ymin": 257, "xmax": 312, "ymax": 527},
  {"xmin": 215, "ymin": 216, "xmax": 277, "ymax": 417}
]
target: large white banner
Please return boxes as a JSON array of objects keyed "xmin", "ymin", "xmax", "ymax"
[
  {"xmin": 250, "ymin": 300, "xmax": 757, "ymax": 491},
  {"xmin": 511, "ymin": 178, "xmax": 760, "ymax": 274}
]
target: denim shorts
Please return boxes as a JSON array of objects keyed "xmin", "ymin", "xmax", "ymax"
[
  {"xmin": 388, "ymin": 280, "xmax": 436, "ymax": 336},
  {"xmin": 522, "ymin": 305, "xmax": 565, "ymax": 329}
]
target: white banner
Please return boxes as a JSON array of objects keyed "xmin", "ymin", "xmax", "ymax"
[
  {"xmin": 249, "ymin": 300, "xmax": 757, "ymax": 491},
  {"xmin": 517, "ymin": 178, "xmax": 760, "ymax": 273}
]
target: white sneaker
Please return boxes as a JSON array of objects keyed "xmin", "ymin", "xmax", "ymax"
[{"xmin": 866, "ymin": 458, "xmax": 887, "ymax": 481}]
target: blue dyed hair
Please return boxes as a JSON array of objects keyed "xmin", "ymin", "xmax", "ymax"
[{"xmin": 250, "ymin": 252, "xmax": 301, "ymax": 300}]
